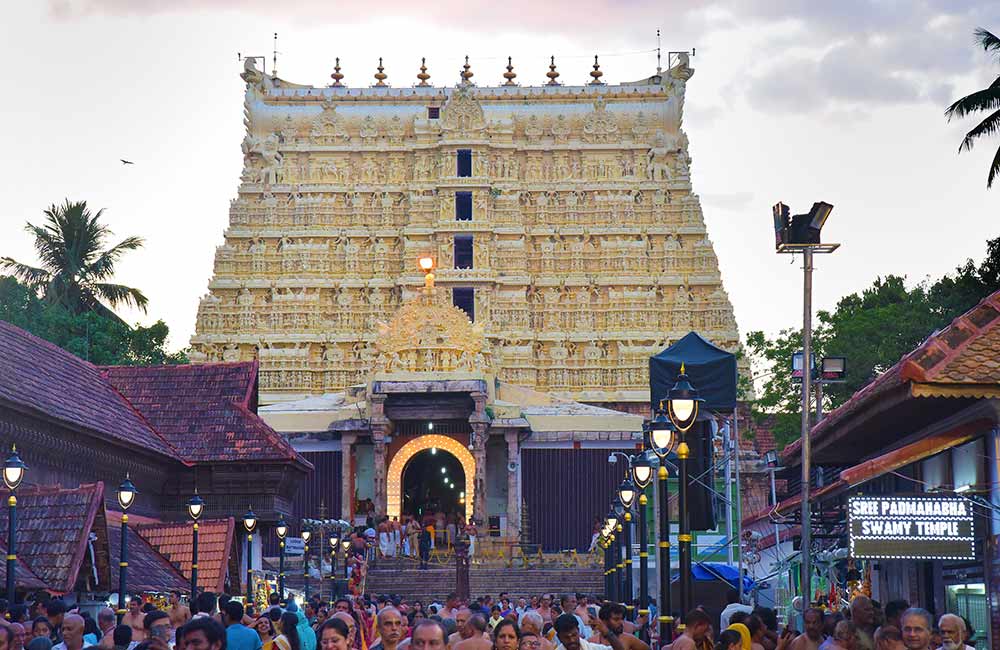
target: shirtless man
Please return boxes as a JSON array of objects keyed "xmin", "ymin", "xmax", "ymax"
[
  {"xmin": 790, "ymin": 609, "xmax": 824, "ymax": 650},
  {"xmin": 169, "ymin": 592, "xmax": 192, "ymax": 628},
  {"xmin": 448, "ymin": 609, "xmax": 473, "ymax": 647},
  {"xmin": 588, "ymin": 604, "xmax": 648, "ymax": 650},
  {"xmin": 453, "ymin": 616, "xmax": 491, "ymax": 650},
  {"xmin": 121, "ymin": 597, "xmax": 147, "ymax": 643}
]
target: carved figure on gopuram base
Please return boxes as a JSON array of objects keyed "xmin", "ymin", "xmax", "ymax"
[{"xmin": 647, "ymin": 130, "xmax": 676, "ymax": 181}]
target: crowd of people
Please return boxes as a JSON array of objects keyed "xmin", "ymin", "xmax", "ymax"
[
  {"xmin": 359, "ymin": 512, "xmax": 479, "ymax": 569},
  {"xmin": 0, "ymin": 587, "xmax": 976, "ymax": 650}
]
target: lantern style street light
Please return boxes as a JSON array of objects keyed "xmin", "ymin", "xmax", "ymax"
[
  {"xmin": 186, "ymin": 491, "xmax": 205, "ymax": 597},
  {"xmin": 631, "ymin": 453, "xmax": 653, "ymax": 489},
  {"xmin": 301, "ymin": 529, "xmax": 312, "ymax": 600},
  {"xmin": 243, "ymin": 508, "xmax": 257, "ymax": 603},
  {"xmin": 666, "ymin": 364, "xmax": 704, "ymax": 433},
  {"xmin": 627, "ymin": 453, "xmax": 650, "ymax": 627},
  {"xmin": 618, "ymin": 478, "xmax": 637, "ymax": 509},
  {"xmin": 116, "ymin": 475, "xmax": 138, "ymax": 621},
  {"xmin": 4, "ymin": 445, "xmax": 26, "ymax": 606},
  {"xmin": 276, "ymin": 516, "xmax": 288, "ymax": 600}
]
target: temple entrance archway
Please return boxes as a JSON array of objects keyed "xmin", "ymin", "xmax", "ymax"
[
  {"xmin": 387, "ymin": 434, "xmax": 474, "ymax": 522},
  {"xmin": 402, "ymin": 448, "xmax": 465, "ymax": 519}
]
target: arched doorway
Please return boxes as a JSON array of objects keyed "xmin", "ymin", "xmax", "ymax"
[
  {"xmin": 402, "ymin": 448, "xmax": 465, "ymax": 518},
  {"xmin": 387, "ymin": 434, "xmax": 474, "ymax": 521}
]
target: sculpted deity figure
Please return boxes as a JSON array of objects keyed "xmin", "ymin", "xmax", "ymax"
[
  {"xmin": 647, "ymin": 130, "xmax": 675, "ymax": 181},
  {"xmin": 255, "ymin": 134, "xmax": 283, "ymax": 185}
]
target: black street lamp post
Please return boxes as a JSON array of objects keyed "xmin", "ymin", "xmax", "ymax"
[
  {"xmin": 117, "ymin": 475, "xmax": 138, "ymax": 623},
  {"xmin": 186, "ymin": 492, "xmax": 204, "ymax": 598},
  {"xmin": 649, "ymin": 410, "xmax": 676, "ymax": 642},
  {"xmin": 243, "ymin": 508, "xmax": 258, "ymax": 604},
  {"xmin": 276, "ymin": 516, "xmax": 288, "ymax": 601},
  {"xmin": 329, "ymin": 534, "xmax": 340, "ymax": 596},
  {"xmin": 631, "ymin": 454, "xmax": 652, "ymax": 631},
  {"xmin": 618, "ymin": 478, "xmax": 636, "ymax": 613},
  {"xmin": 301, "ymin": 529, "xmax": 312, "ymax": 600},
  {"xmin": 3, "ymin": 446, "xmax": 26, "ymax": 607}
]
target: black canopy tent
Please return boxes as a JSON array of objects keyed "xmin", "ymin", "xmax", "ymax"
[{"xmin": 649, "ymin": 331, "xmax": 738, "ymax": 413}]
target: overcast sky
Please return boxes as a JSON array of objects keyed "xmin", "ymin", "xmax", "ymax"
[{"xmin": 3, "ymin": 1, "xmax": 1000, "ymax": 352}]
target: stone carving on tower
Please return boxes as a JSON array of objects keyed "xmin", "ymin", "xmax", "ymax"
[{"xmin": 190, "ymin": 53, "xmax": 746, "ymax": 406}]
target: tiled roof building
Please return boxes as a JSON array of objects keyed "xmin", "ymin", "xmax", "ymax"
[{"xmin": 0, "ymin": 321, "xmax": 312, "ymax": 595}]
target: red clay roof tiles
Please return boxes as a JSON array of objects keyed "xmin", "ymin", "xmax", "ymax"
[
  {"xmin": 109, "ymin": 520, "xmax": 189, "ymax": 593},
  {"xmin": 136, "ymin": 518, "xmax": 236, "ymax": 593},
  {"xmin": 101, "ymin": 363, "xmax": 305, "ymax": 465},
  {"xmin": 0, "ymin": 322, "xmax": 178, "ymax": 458}
]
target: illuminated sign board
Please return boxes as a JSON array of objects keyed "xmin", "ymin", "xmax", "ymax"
[{"xmin": 848, "ymin": 496, "xmax": 975, "ymax": 561}]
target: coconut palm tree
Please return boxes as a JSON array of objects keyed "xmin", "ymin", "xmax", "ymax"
[
  {"xmin": 1, "ymin": 200, "xmax": 148, "ymax": 320},
  {"xmin": 946, "ymin": 28, "xmax": 1000, "ymax": 188}
]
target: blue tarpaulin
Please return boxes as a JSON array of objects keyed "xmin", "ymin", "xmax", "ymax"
[
  {"xmin": 649, "ymin": 332, "xmax": 738, "ymax": 413},
  {"xmin": 691, "ymin": 562, "xmax": 755, "ymax": 591}
]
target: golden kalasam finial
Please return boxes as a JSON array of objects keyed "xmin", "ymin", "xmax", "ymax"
[
  {"xmin": 546, "ymin": 55, "xmax": 561, "ymax": 86},
  {"xmin": 503, "ymin": 56, "xmax": 517, "ymax": 86},
  {"xmin": 374, "ymin": 57, "xmax": 388, "ymax": 86},
  {"xmin": 330, "ymin": 57, "xmax": 344, "ymax": 87},
  {"xmin": 589, "ymin": 54, "xmax": 604, "ymax": 85},
  {"xmin": 461, "ymin": 55, "xmax": 473, "ymax": 84},
  {"xmin": 417, "ymin": 57, "xmax": 431, "ymax": 86}
]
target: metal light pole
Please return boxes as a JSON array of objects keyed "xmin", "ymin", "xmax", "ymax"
[
  {"xmin": 676, "ymin": 433, "xmax": 692, "ymax": 617},
  {"xmin": 117, "ymin": 475, "xmax": 138, "ymax": 623},
  {"xmin": 616, "ymin": 521, "xmax": 625, "ymax": 603},
  {"xmin": 330, "ymin": 534, "xmax": 340, "ymax": 597},
  {"xmin": 631, "ymin": 454, "xmax": 652, "ymax": 632},
  {"xmin": 276, "ymin": 516, "xmax": 288, "ymax": 601},
  {"xmin": 3, "ymin": 446, "xmax": 26, "ymax": 606},
  {"xmin": 302, "ymin": 529, "xmax": 312, "ymax": 600},
  {"xmin": 243, "ymin": 508, "xmax": 258, "ymax": 605},
  {"xmin": 186, "ymin": 492, "xmax": 204, "ymax": 598},
  {"xmin": 618, "ymin": 478, "xmax": 637, "ymax": 614},
  {"xmin": 649, "ymin": 409, "xmax": 677, "ymax": 643},
  {"xmin": 773, "ymin": 200, "xmax": 838, "ymax": 615}
]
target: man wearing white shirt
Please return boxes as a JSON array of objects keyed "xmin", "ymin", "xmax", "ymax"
[
  {"xmin": 554, "ymin": 614, "xmax": 623, "ymax": 650},
  {"xmin": 52, "ymin": 615, "xmax": 85, "ymax": 650}
]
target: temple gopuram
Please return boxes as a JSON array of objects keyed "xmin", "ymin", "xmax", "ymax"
[{"xmin": 190, "ymin": 54, "xmax": 743, "ymax": 549}]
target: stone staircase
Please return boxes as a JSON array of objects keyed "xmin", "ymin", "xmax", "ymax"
[{"xmin": 364, "ymin": 557, "xmax": 603, "ymax": 601}]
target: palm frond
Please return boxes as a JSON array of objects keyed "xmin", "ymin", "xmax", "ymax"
[
  {"xmin": 959, "ymin": 108, "xmax": 1000, "ymax": 153},
  {"xmin": 92, "ymin": 282, "xmax": 149, "ymax": 313},
  {"xmin": 86, "ymin": 235, "xmax": 146, "ymax": 280},
  {"xmin": 945, "ymin": 76, "xmax": 1000, "ymax": 120},
  {"xmin": 975, "ymin": 28, "xmax": 1000, "ymax": 55},
  {"xmin": 988, "ymin": 143, "xmax": 1000, "ymax": 188},
  {"xmin": 0, "ymin": 258, "xmax": 50, "ymax": 289}
]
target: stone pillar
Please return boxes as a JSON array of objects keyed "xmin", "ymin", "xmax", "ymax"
[
  {"xmin": 371, "ymin": 394, "xmax": 389, "ymax": 517},
  {"xmin": 469, "ymin": 391, "xmax": 490, "ymax": 527},
  {"xmin": 340, "ymin": 434, "xmax": 356, "ymax": 521},
  {"xmin": 505, "ymin": 430, "xmax": 521, "ymax": 540}
]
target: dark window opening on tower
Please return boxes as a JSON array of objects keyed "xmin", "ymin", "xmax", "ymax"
[
  {"xmin": 427, "ymin": 106, "xmax": 440, "ymax": 119},
  {"xmin": 453, "ymin": 287, "xmax": 475, "ymax": 321},
  {"xmin": 455, "ymin": 192, "xmax": 473, "ymax": 221},
  {"xmin": 454, "ymin": 235, "xmax": 473, "ymax": 269},
  {"xmin": 457, "ymin": 149, "xmax": 472, "ymax": 177}
]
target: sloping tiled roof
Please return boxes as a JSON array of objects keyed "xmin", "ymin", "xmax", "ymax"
[
  {"xmin": 784, "ymin": 290, "xmax": 1000, "ymax": 461},
  {"xmin": 136, "ymin": 518, "xmax": 237, "ymax": 593},
  {"xmin": 0, "ymin": 322, "xmax": 178, "ymax": 459},
  {"xmin": 102, "ymin": 363, "xmax": 306, "ymax": 465},
  {"xmin": 0, "ymin": 482, "xmax": 106, "ymax": 594},
  {"xmin": 109, "ymin": 520, "xmax": 190, "ymax": 593}
]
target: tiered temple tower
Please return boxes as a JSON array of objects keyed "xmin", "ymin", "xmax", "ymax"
[{"xmin": 190, "ymin": 54, "xmax": 742, "ymax": 407}]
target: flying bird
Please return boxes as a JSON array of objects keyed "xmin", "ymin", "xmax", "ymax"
[{"xmin": 120, "ymin": 159, "xmax": 134, "ymax": 165}]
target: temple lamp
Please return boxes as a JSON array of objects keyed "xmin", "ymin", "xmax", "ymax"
[
  {"xmin": 4, "ymin": 445, "xmax": 26, "ymax": 607},
  {"xmin": 186, "ymin": 491, "xmax": 205, "ymax": 597},
  {"xmin": 419, "ymin": 256, "xmax": 435, "ymax": 293},
  {"xmin": 342, "ymin": 540, "xmax": 351, "ymax": 578},
  {"xmin": 648, "ymin": 405, "xmax": 677, "ymax": 641},
  {"xmin": 243, "ymin": 508, "xmax": 258, "ymax": 603},
  {"xmin": 618, "ymin": 478, "xmax": 637, "ymax": 509},
  {"xmin": 666, "ymin": 364, "xmax": 704, "ymax": 433},
  {"xmin": 116, "ymin": 475, "xmax": 138, "ymax": 622},
  {"xmin": 301, "ymin": 529, "xmax": 312, "ymax": 600},
  {"xmin": 329, "ymin": 532, "xmax": 340, "ymax": 586},
  {"xmin": 631, "ymin": 452, "xmax": 653, "ymax": 489},
  {"xmin": 276, "ymin": 516, "xmax": 288, "ymax": 600},
  {"xmin": 648, "ymin": 408, "xmax": 677, "ymax": 457},
  {"xmin": 630, "ymin": 452, "xmax": 651, "ymax": 625}
]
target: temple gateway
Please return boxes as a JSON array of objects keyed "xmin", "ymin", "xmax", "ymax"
[{"xmin": 190, "ymin": 54, "xmax": 743, "ymax": 549}]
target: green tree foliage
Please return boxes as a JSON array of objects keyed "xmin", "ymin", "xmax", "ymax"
[
  {"xmin": 946, "ymin": 28, "xmax": 1000, "ymax": 188},
  {"xmin": 0, "ymin": 275, "xmax": 187, "ymax": 366},
  {"xmin": 1, "ymin": 200, "xmax": 148, "ymax": 320},
  {"xmin": 748, "ymin": 237, "xmax": 1000, "ymax": 450}
]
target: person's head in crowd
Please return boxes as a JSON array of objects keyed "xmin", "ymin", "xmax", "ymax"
[
  {"xmin": 683, "ymin": 610, "xmax": 711, "ymax": 644},
  {"xmin": 45, "ymin": 601, "xmax": 67, "ymax": 630},
  {"xmin": 558, "ymin": 596, "xmax": 576, "ymax": 614},
  {"xmin": 197, "ymin": 593, "xmax": 218, "ymax": 618},
  {"xmin": 0, "ymin": 626, "xmax": 15, "ymax": 650},
  {"xmin": 440, "ymin": 619, "xmax": 456, "ymax": 637},
  {"xmin": 833, "ymin": 621, "xmax": 858, "ymax": 650},
  {"xmin": 729, "ymin": 612, "xmax": 750, "ymax": 628},
  {"xmin": 823, "ymin": 612, "xmax": 845, "ymax": 639},
  {"xmin": 178, "ymin": 617, "xmax": 226, "ymax": 650},
  {"xmin": 518, "ymin": 631, "xmax": 540, "ymax": 650},
  {"xmin": 850, "ymin": 597, "xmax": 875, "ymax": 630},
  {"xmin": 717, "ymin": 630, "xmax": 744, "ymax": 650},
  {"xmin": 334, "ymin": 600, "xmax": 351, "ymax": 615},
  {"xmin": 553, "ymin": 614, "xmax": 582, "ymax": 650},
  {"xmin": 11, "ymin": 623, "xmax": 25, "ymax": 650},
  {"xmin": 375, "ymin": 608, "xmax": 403, "ymax": 648},
  {"xmin": 97, "ymin": 609, "xmax": 116, "ymax": 635},
  {"xmin": 409, "ymin": 621, "xmax": 447, "ymax": 650},
  {"xmin": 518, "ymin": 613, "xmax": 543, "ymax": 639},
  {"xmin": 61, "ymin": 615, "xmax": 85, "ymax": 650},
  {"xmin": 279, "ymin": 613, "xmax": 301, "ymax": 650},
  {"xmin": 317, "ymin": 618, "xmax": 350, "ymax": 650},
  {"xmin": 900, "ymin": 609, "xmax": 932, "ymax": 650},
  {"xmin": 597, "ymin": 604, "xmax": 627, "ymax": 636},
  {"xmin": 937, "ymin": 614, "xmax": 966, "ymax": 650},
  {"xmin": 874, "ymin": 625, "xmax": 904, "ymax": 650},
  {"xmin": 803, "ymin": 609, "xmax": 824, "ymax": 642},
  {"xmin": 493, "ymin": 620, "xmax": 519, "ymax": 650},
  {"xmin": 254, "ymin": 617, "xmax": 275, "ymax": 641},
  {"xmin": 752, "ymin": 608, "xmax": 777, "ymax": 633},
  {"xmin": 144, "ymin": 611, "xmax": 172, "ymax": 643},
  {"xmin": 29, "ymin": 621, "xmax": 51, "ymax": 645},
  {"xmin": 331, "ymin": 613, "xmax": 356, "ymax": 648},
  {"xmin": 222, "ymin": 602, "xmax": 245, "ymax": 628},
  {"xmin": 883, "ymin": 602, "xmax": 909, "ymax": 630}
]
